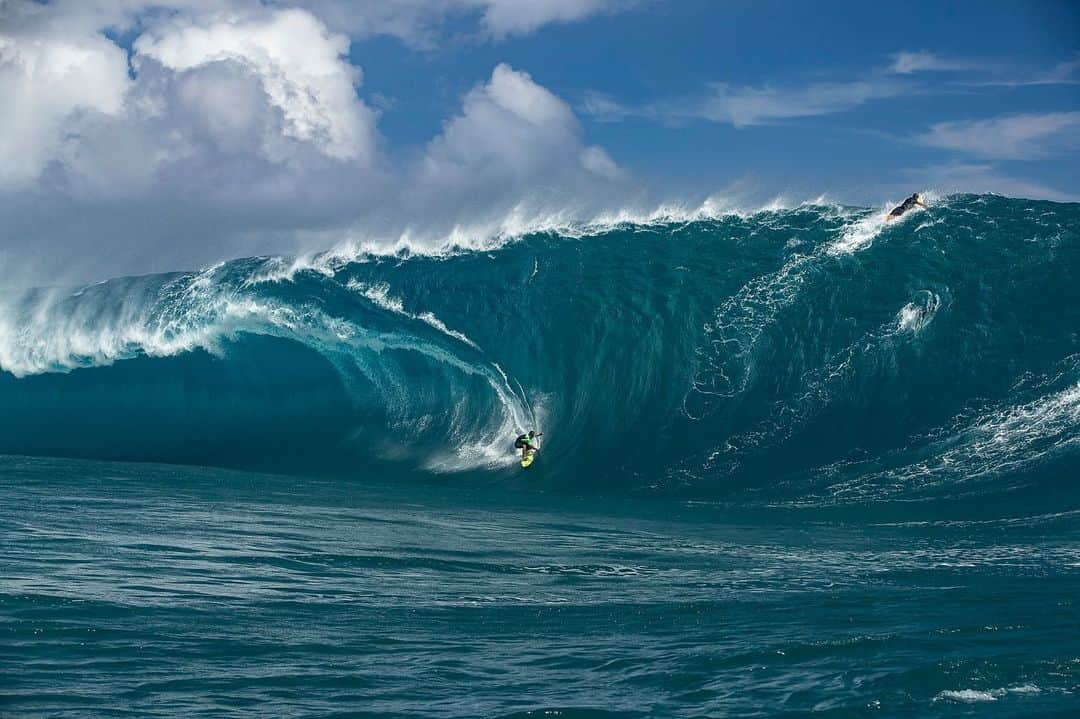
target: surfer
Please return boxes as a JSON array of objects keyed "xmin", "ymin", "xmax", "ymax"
[
  {"xmin": 514, "ymin": 431, "xmax": 541, "ymax": 461},
  {"xmin": 887, "ymin": 193, "xmax": 927, "ymax": 220}
]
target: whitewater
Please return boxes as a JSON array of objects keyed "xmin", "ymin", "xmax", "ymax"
[{"xmin": 2, "ymin": 193, "xmax": 1078, "ymax": 717}]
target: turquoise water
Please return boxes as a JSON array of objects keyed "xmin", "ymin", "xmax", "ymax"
[
  {"xmin": 3, "ymin": 457, "xmax": 1078, "ymax": 717},
  {"xmin": 1, "ymin": 194, "xmax": 1079, "ymax": 715}
]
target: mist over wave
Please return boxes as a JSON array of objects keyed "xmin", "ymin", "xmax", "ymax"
[{"xmin": 1, "ymin": 194, "xmax": 1076, "ymax": 511}]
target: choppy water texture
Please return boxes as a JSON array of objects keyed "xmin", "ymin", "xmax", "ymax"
[{"xmin": 1, "ymin": 194, "xmax": 1079, "ymax": 716}]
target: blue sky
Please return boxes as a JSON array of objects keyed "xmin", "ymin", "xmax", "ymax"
[
  {"xmin": 0, "ymin": 0, "xmax": 1077, "ymax": 281},
  {"xmin": 358, "ymin": 0, "xmax": 1080, "ymax": 200}
]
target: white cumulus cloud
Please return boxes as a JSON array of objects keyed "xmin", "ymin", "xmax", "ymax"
[
  {"xmin": 0, "ymin": 1, "xmax": 627, "ymax": 283},
  {"xmin": 0, "ymin": 3, "xmax": 381, "ymax": 194},
  {"xmin": 133, "ymin": 8, "xmax": 377, "ymax": 163},
  {"xmin": 0, "ymin": 17, "xmax": 131, "ymax": 186},
  {"xmin": 421, "ymin": 63, "xmax": 621, "ymax": 189}
]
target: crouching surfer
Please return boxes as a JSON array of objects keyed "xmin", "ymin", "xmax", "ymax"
[
  {"xmin": 887, "ymin": 193, "xmax": 927, "ymax": 221},
  {"xmin": 514, "ymin": 431, "xmax": 542, "ymax": 462}
]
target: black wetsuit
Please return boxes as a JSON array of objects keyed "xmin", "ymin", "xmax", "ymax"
[
  {"xmin": 515, "ymin": 433, "xmax": 540, "ymax": 457},
  {"xmin": 888, "ymin": 194, "xmax": 922, "ymax": 218}
]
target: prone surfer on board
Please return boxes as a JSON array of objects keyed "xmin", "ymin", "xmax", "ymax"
[{"xmin": 887, "ymin": 193, "xmax": 927, "ymax": 221}]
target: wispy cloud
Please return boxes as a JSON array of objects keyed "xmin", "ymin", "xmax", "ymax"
[
  {"xmin": 583, "ymin": 78, "xmax": 906, "ymax": 128},
  {"xmin": 1032, "ymin": 55, "xmax": 1080, "ymax": 84},
  {"xmin": 583, "ymin": 50, "xmax": 1080, "ymax": 130},
  {"xmin": 917, "ymin": 112, "xmax": 1080, "ymax": 160},
  {"xmin": 888, "ymin": 50, "xmax": 979, "ymax": 75},
  {"xmin": 887, "ymin": 49, "xmax": 1080, "ymax": 86},
  {"xmin": 687, "ymin": 80, "xmax": 904, "ymax": 127},
  {"xmin": 479, "ymin": 0, "xmax": 628, "ymax": 38},
  {"xmin": 581, "ymin": 91, "xmax": 639, "ymax": 122},
  {"xmin": 971, "ymin": 55, "xmax": 1080, "ymax": 87}
]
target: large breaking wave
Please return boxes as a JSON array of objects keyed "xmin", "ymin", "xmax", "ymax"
[{"xmin": 1, "ymin": 194, "xmax": 1077, "ymax": 508}]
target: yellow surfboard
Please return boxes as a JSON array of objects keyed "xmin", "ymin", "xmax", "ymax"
[{"xmin": 521, "ymin": 449, "xmax": 536, "ymax": 468}]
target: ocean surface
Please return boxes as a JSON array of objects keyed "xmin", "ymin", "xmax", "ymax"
[{"xmin": 1, "ymin": 194, "xmax": 1078, "ymax": 716}]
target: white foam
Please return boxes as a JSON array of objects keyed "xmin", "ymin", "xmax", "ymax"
[
  {"xmin": 828, "ymin": 194, "xmax": 943, "ymax": 256},
  {"xmin": 820, "ymin": 375, "xmax": 1080, "ymax": 502},
  {"xmin": 345, "ymin": 280, "xmax": 480, "ymax": 350},
  {"xmin": 0, "ymin": 276, "xmax": 232, "ymax": 378},
  {"xmin": 699, "ymin": 289, "xmax": 947, "ymax": 467},
  {"xmin": 935, "ymin": 685, "xmax": 1041, "ymax": 703},
  {"xmin": 241, "ymin": 194, "xmax": 829, "ymax": 285},
  {"xmin": 828, "ymin": 208, "xmax": 889, "ymax": 255},
  {"xmin": 690, "ymin": 196, "xmax": 939, "ymax": 411},
  {"xmin": 691, "ymin": 241, "xmax": 835, "ymax": 410},
  {"xmin": 347, "ymin": 280, "xmax": 405, "ymax": 313},
  {"xmin": 896, "ymin": 292, "xmax": 941, "ymax": 334},
  {"xmin": 936, "ymin": 689, "xmax": 1004, "ymax": 702}
]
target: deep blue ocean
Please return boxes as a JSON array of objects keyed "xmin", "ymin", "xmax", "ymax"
[{"xmin": 1, "ymin": 194, "xmax": 1078, "ymax": 716}]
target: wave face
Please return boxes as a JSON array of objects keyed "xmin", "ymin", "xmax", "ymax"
[{"xmin": 1, "ymin": 194, "xmax": 1077, "ymax": 508}]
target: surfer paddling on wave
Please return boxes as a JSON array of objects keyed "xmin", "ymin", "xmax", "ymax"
[
  {"xmin": 515, "ymin": 431, "xmax": 541, "ymax": 461},
  {"xmin": 887, "ymin": 193, "xmax": 927, "ymax": 221}
]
